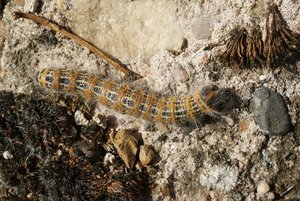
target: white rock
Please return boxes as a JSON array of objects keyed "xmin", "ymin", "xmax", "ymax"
[
  {"xmin": 74, "ymin": 110, "xmax": 89, "ymax": 126},
  {"xmin": 257, "ymin": 181, "xmax": 270, "ymax": 197},
  {"xmin": 3, "ymin": 151, "xmax": 13, "ymax": 159},
  {"xmin": 259, "ymin": 75, "xmax": 268, "ymax": 81},
  {"xmin": 103, "ymin": 152, "xmax": 116, "ymax": 166}
]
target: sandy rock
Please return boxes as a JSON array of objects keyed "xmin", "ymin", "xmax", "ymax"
[
  {"xmin": 113, "ymin": 129, "xmax": 139, "ymax": 169},
  {"xmin": 139, "ymin": 144, "xmax": 156, "ymax": 167},
  {"xmin": 57, "ymin": 0, "xmax": 184, "ymax": 60}
]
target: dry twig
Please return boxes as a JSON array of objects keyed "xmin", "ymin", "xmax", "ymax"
[{"xmin": 14, "ymin": 11, "xmax": 142, "ymax": 79}]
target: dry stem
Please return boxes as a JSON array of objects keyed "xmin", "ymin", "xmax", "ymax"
[{"xmin": 14, "ymin": 11, "xmax": 142, "ymax": 79}]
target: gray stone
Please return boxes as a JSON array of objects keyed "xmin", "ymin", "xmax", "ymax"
[{"xmin": 249, "ymin": 87, "xmax": 292, "ymax": 136}]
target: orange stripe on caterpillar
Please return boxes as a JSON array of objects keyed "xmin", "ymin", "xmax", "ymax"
[{"xmin": 36, "ymin": 68, "xmax": 237, "ymax": 124}]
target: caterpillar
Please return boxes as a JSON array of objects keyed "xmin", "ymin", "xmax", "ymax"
[{"xmin": 36, "ymin": 68, "xmax": 238, "ymax": 124}]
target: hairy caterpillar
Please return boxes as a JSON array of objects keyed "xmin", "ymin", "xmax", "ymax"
[{"xmin": 36, "ymin": 68, "xmax": 238, "ymax": 124}]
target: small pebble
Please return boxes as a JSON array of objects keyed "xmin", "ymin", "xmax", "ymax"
[
  {"xmin": 267, "ymin": 192, "xmax": 275, "ymax": 200},
  {"xmin": 191, "ymin": 17, "xmax": 214, "ymax": 39},
  {"xmin": 249, "ymin": 87, "xmax": 292, "ymax": 136},
  {"xmin": 259, "ymin": 75, "xmax": 268, "ymax": 81},
  {"xmin": 27, "ymin": 193, "xmax": 33, "ymax": 199},
  {"xmin": 172, "ymin": 64, "xmax": 189, "ymax": 82},
  {"xmin": 257, "ymin": 181, "xmax": 270, "ymax": 197},
  {"xmin": 139, "ymin": 145, "xmax": 156, "ymax": 167},
  {"xmin": 74, "ymin": 110, "xmax": 89, "ymax": 125},
  {"xmin": 113, "ymin": 129, "xmax": 139, "ymax": 169},
  {"xmin": 103, "ymin": 152, "xmax": 116, "ymax": 166},
  {"xmin": 3, "ymin": 151, "xmax": 13, "ymax": 159}
]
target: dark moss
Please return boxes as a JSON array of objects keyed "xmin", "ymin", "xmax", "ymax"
[{"xmin": 0, "ymin": 91, "xmax": 151, "ymax": 200}]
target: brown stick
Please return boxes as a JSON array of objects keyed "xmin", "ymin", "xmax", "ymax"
[{"xmin": 13, "ymin": 11, "xmax": 142, "ymax": 79}]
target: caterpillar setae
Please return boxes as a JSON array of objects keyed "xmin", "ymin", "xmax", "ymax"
[{"xmin": 36, "ymin": 68, "xmax": 238, "ymax": 124}]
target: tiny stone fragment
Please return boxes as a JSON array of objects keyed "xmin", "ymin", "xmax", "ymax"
[
  {"xmin": 249, "ymin": 87, "xmax": 292, "ymax": 136},
  {"xmin": 113, "ymin": 129, "xmax": 139, "ymax": 169},
  {"xmin": 3, "ymin": 151, "xmax": 13, "ymax": 159},
  {"xmin": 139, "ymin": 145, "xmax": 156, "ymax": 167}
]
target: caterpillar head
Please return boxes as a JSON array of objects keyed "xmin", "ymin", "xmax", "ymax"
[{"xmin": 200, "ymin": 85, "xmax": 241, "ymax": 114}]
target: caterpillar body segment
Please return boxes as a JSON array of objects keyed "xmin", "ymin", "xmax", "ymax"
[{"xmin": 36, "ymin": 68, "xmax": 234, "ymax": 124}]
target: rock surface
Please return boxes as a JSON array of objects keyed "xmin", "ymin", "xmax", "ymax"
[
  {"xmin": 250, "ymin": 87, "xmax": 292, "ymax": 136},
  {"xmin": 56, "ymin": 0, "xmax": 184, "ymax": 61}
]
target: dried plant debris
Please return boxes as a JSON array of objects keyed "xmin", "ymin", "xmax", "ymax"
[
  {"xmin": 264, "ymin": 3, "xmax": 300, "ymax": 69},
  {"xmin": 219, "ymin": 3, "xmax": 300, "ymax": 70},
  {"xmin": 220, "ymin": 25, "xmax": 264, "ymax": 68},
  {"xmin": 246, "ymin": 26, "xmax": 265, "ymax": 67},
  {"xmin": 0, "ymin": 91, "xmax": 151, "ymax": 201},
  {"xmin": 95, "ymin": 171, "xmax": 150, "ymax": 201},
  {"xmin": 220, "ymin": 27, "xmax": 249, "ymax": 68}
]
